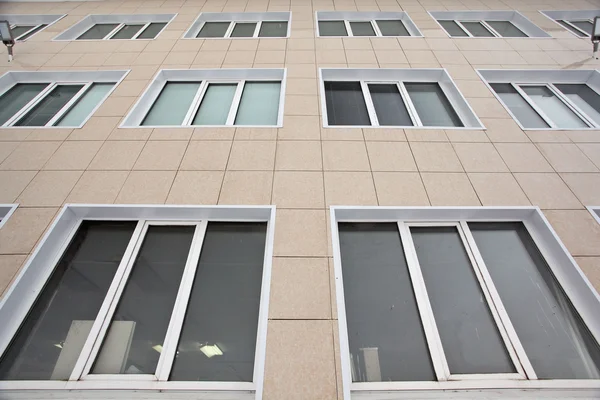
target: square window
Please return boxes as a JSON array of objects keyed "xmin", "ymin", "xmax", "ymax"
[
  {"xmin": 54, "ymin": 14, "xmax": 174, "ymax": 41},
  {"xmin": 0, "ymin": 14, "xmax": 63, "ymax": 41},
  {"xmin": 541, "ymin": 10, "xmax": 600, "ymax": 38},
  {"xmin": 184, "ymin": 12, "xmax": 290, "ymax": 39},
  {"xmin": 430, "ymin": 11, "xmax": 550, "ymax": 38},
  {"xmin": 316, "ymin": 11, "xmax": 421, "ymax": 37}
]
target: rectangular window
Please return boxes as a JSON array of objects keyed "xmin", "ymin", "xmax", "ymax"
[
  {"xmin": 316, "ymin": 11, "xmax": 421, "ymax": 37},
  {"xmin": 0, "ymin": 14, "xmax": 63, "ymax": 41},
  {"xmin": 185, "ymin": 12, "xmax": 291, "ymax": 38},
  {"xmin": 54, "ymin": 14, "xmax": 174, "ymax": 41},
  {"xmin": 77, "ymin": 22, "xmax": 167, "ymax": 40},
  {"xmin": 541, "ymin": 10, "xmax": 600, "ymax": 38},
  {"xmin": 0, "ymin": 204, "xmax": 17, "ymax": 230},
  {"xmin": 438, "ymin": 19, "xmax": 527, "ymax": 37},
  {"xmin": 430, "ymin": 11, "xmax": 550, "ymax": 38}
]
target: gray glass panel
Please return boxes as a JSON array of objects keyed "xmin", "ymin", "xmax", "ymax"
[
  {"xmin": 461, "ymin": 21, "xmax": 495, "ymax": 37},
  {"xmin": 368, "ymin": 84, "xmax": 413, "ymax": 126},
  {"xmin": 325, "ymin": 81, "xmax": 370, "ymax": 126},
  {"xmin": 78, "ymin": 23, "xmax": 119, "ymax": 40},
  {"xmin": 376, "ymin": 20, "xmax": 409, "ymax": 36},
  {"xmin": 556, "ymin": 84, "xmax": 600, "ymax": 126},
  {"xmin": 11, "ymin": 25, "xmax": 35, "ymax": 38},
  {"xmin": 439, "ymin": 20, "xmax": 468, "ymax": 37},
  {"xmin": 92, "ymin": 225, "xmax": 195, "ymax": 375},
  {"xmin": 339, "ymin": 223, "xmax": 435, "ymax": 382},
  {"xmin": 490, "ymin": 83, "xmax": 549, "ymax": 129},
  {"xmin": 469, "ymin": 222, "xmax": 600, "ymax": 379},
  {"xmin": 56, "ymin": 83, "xmax": 114, "ymax": 127},
  {"xmin": 571, "ymin": 20, "xmax": 593, "ymax": 35},
  {"xmin": 169, "ymin": 222, "xmax": 267, "ymax": 382},
  {"xmin": 411, "ymin": 226, "xmax": 516, "ymax": 375},
  {"xmin": 258, "ymin": 21, "xmax": 287, "ymax": 37},
  {"xmin": 0, "ymin": 221, "xmax": 137, "ymax": 380},
  {"xmin": 349, "ymin": 21, "xmax": 376, "ymax": 36},
  {"xmin": 17, "ymin": 24, "xmax": 47, "ymax": 40},
  {"xmin": 234, "ymin": 82, "xmax": 281, "ymax": 126},
  {"xmin": 137, "ymin": 22, "xmax": 167, "ymax": 39},
  {"xmin": 197, "ymin": 22, "xmax": 230, "ymax": 38},
  {"xmin": 485, "ymin": 21, "xmax": 527, "ymax": 37},
  {"xmin": 15, "ymin": 85, "xmax": 83, "ymax": 127},
  {"xmin": 521, "ymin": 85, "xmax": 588, "ymax": 129},
  {"xmin": 405, "ymin": 82, "xmax": 463, "ymax": 127},
  {"xmin": 110, "ymin": 24, "xmax": 144, "ymax": 39},
  {"xmin": 192, "ymin": 83, "xmax": 237, "ymax": 125},
  {"xmin": 319, "ymin": 20, "xmax": 347, "ymax": 36},
  {"xmin": 142, "ymin": 82, "xmax": 201, "ymax": 126},
  {"xmin": 0, "ymin": 83, "xmax": 48, "ymax": 125},
  {"xmin": 230, "ymin": 22, "xmax": 256, "ymax": 37},
  {"xmin": 557, "ymin": 20, "xmax": 588, "ymax": 37}
]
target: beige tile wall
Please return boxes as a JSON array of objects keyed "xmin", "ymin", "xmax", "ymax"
[{"xmin": 0, "ymin": 0, "xmax": 600, "ymax": 398}]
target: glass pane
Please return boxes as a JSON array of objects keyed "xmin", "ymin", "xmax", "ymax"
[
  {"xmin": 368, "ymin": 84, "xmax": 413, "ymax": 126},
  {"xmin": 92, "ymin": 225, "xmax": 195, "ymax": 375},
  {"xmin": 78, "ymin": 23, "xmax": 119, "ymax": 40},
  {"xmin": 235, "ymin": 82, "xmax": 281, "ymax": 126},
  {"xmin": 376, "ymin": 20, "xmax": 409, "ymax": 36},
  {"xmin": 411, "ymin": 226, "xmax": 516, "ymax": 375},
  {"xmin": 439, "ymin": 20, "xmax": 468, "ymax": 37},
  {"xmin": 17, "ymin": 24, "xmax": 47, "ymax": 40},
  {"xmin": 557, "ymin": 20, "xmax": 588, "ymax": 37},
  {"xmin": 192, "ymin": 83, "xmax": 237, "ymax": 126},
  {"xmin": 405, "ymin": 82, "xmax": 463, "ymax": 127},
  {"xmin": 521, "ymin": 85, "xmax": 588, "ymax": 128},
  {"xmin": 15, "ymin": 85, "xmax": 83, "ymax": 127},
  {"xmin": 197, "ymin": 22, "xmax": 230, "ymax": 38},
  {"xmin": 490, "ymin": 83, "xmax": 549, "ymax": 129},
  {"xmin": 338, "ymin": 223, "xmax": 435, "ymax": 382},
  {"xmin": 258, "ymin": 21, "xmax": 287, "ymax": 37},
  {"xmin": 142, "ymin": 82, "xmax": 200, "ymax": 126},
  {"xmin": 319, "ymin": 20, "xmax": 347, "ymax": 36},
  {"xmin": 0, "ymin": 221, "xmax": 137, "ymax": 380},
  {"xmin": 230, "ymin": 22, "xmax": 256, "ymax": 37},
  {"xmin": 137, "ymin": 22, "xmax": 167, "ymax": 39},
  {"xmin": 169, "ymin": 222, "xmax": 267, "ymax": 382},
  {"xmin": 461, "ymin": 21, "xmax": 495, "ymax": 37},
  {"xmin": 570, "ymin": 20, "xmax": 593, "ymax": 35},
  {"xmin": 0, "ymin": 83, "xmax": 48, "ymax": 125},
  {"xmin": 555, "ymin": 84, "xmax": 600, "ymax": 126},
  {"xmin": 110, "ymin": 24, "xmax": 144, "ymax": 39},
  {"xmin": 349, "ymin": 21, "xmax": 376, "ymax": 36},
  {"xmin": 56, "ymin": 83, "xmax": 114, "ymax": 127},
  {"xmin": 325, "ymin": 81, "xmax": 370, "ymax": 126},
  {"xmin": 11, "ymin": 25, "xmax": 35, "ymax": 38},
  {"xmin": 469, "ymin": 222, "xmax": 600, "ymax": 379},
  {"xmin": 485, "ymin": 20, "xmax": 527, "ymax": 37}
]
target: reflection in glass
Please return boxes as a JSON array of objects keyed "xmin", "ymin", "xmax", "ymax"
[
  {"xmin": 490, "ymin": 83, "xmax": 549, "ymax": 128},
  {"xmin": 325, "ymin": 81, "xmax": 370, "ymax": 126},
  {"xmin": 15, "ymin": 85, "xmax": 83, "ymax": 127},
  {"xmin": 522, "ymin": 85, "xmax": 588, "ymax": 128}
]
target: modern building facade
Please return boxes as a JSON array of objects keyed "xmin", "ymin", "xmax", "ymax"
[{"xmin": 0, "ymin": 0, "xmax": 599, "ymax": 399}]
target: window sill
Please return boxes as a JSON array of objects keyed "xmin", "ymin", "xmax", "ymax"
[{"xmin": 0, "ymin": 388, "xmax": 254, "ymax": 400}]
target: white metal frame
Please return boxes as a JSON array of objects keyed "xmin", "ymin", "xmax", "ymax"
[
  {"xmin": 0, "ymin": 14, "xmax": 65, "ymax": 41},
  {"xmin": 330, "ymin": 206, "xmax": 600, "ymax": 399},
  {"xmin": 0, "ymin": 204, "xmax": 18, "ymax": 230},
  {"xmin": 197, "ymin": 20, "xmax": 287, "ymax": 38},
  {"xmin": 319, "ymin": 19, "xmax": 404, "ymax": 37},
  {"xmin": 0, "ymin": 204, "xmax": 275, "ymax": 399},
  {"xmin": 315, "ymin": 11, "xmax": 423, "ymax": 37},
  {"xmin": 447, "ymin": 19, "xmax": 523, "ymax": 38},
  {"xmin": 540, "ymin": 10, "xmax": 600, "ymax": 39},
  {"xmin": 184, "ymin": 12, "xmax": 291, "ymax": 39},
  {"xmin": 83, "ymin": 21, "xmax": 159, "ymax": 40},
  {"xmin": 556, "ymin": 19, "xmax": 593, "ymax": 38},
  {"xmin": 587, "ymin": 206, "xmax": 600, "ymax": 226},
  {"xmin": 54, "ymin": 14, "xmax": 175, "ymax": 41}
]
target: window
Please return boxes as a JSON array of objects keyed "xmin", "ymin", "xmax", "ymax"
[
  {"xmin": 0, "ymin": 14, "xmax": 64, "ymax": 41},
  {"xmin": 479, "ymin": 69, "xmax": 600, "ymax": 130},
  {"xmin": 316, "ymin": 11, "xmax": 422, "ymax": 37},
  {"xmin": 122, "ymin": 69, "xmax": 285, "ymax": 128},
  {"xmin": 0, "ymin": 70, "xmax": 127, "ymax": 128},
  {"xmin": 0, "ymin": 204, "xmax": 17, "ymax": 230},
  {"xmin": 331, "ymin": 206, "xmax": 600, "ymax": 397},
  {"xmin": 54, "ymin": 14, "xmax": 175, "ymax": 41},
  {"xmin": 541, "ymin": 10, "xmax": 600, "ymax": 38},
  {"xmin": 319, "ymin": 69, "xmax": 482, "ymax": 129},
  {"xmin": 430, "ymin": 11, "xmax": 550, "ymax": 38},
  {"xmin": 588, "ymin": 206, "xmax": 600, "ymax": 226},
  {"xmin": 184, "ymin": 12, "xmax": 290, "ymax": 38},
  {"xmin": 0, "ymin": 205, "xmax": 274, "ymax": 396}
]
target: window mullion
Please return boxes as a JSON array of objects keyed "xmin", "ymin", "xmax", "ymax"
[
  {"xmin": 361, "ymin": 81, "xmax": 379, "ymax": 126},
  {"xmin": 565, "ymin": 20, "xmax": 590, "ymax": 37},
  {"xmin": 512, "ymin": 83, "xmax": 557, "ymax": 128},
  {"xmin": 226, "ymin": 80, "xmax": 245, "ymax": 125},
  {"xmin": 455, "ymin": 20, "xmax": 473, "ymax": 37},
  {"xmin": 4, "ymin": 82, "xmax": 56, "ymax": 127},
  {"xmin": 182, "ymin": 81, "xmax": 208, "ymax": 126},
  {"xmin": 68, "ymin": 220, "xmax": 147, "ymax": 381},
  {"xmin": 459, "ymin": 221, "xmax": 539, "ymax": 380},
  {"xmin": 253, "ymin": 21, "xmax": 262, "ymax": 37},
  {"xmin": 46, "ymin": 82, "xmax": 92, "ymax": 127},
  {"xmin": 371, "ymin": 20, "xmax": 383, "ymax": 37},
  {"xmin": 397, "ymin": 222, "xmax": 451, "ymax": 381},
  {"xmin": 481, "ymin": 20, "xmax": 501, "ymax": 37},
  {"xmin": 397, "ymin": 81, "xmax": 422, "ymax": 127},
  {"xmin": 105, "ymin": 23, "xmax": 125, "ymax": 40},
  {"xmin": 14, "ymin": 25, "xmax": 39, "ymax": 41},
  {"xmin": 547, "ymin": 83, "xmax": 598, "ymax": 128},
  {"xmin": 224, "ymin": 21, "xmax": 236, "ymax": 38},
  {"xmin": 155, "ymin": 220, "xmax": 208, "ymax": 381},
  {"xmin": 131, "ymin": 22, "xmax": 151, "ymax": 40},
  {"xmin": 344, "ymin": 20, "xmax": 353, "ymax": 36}
]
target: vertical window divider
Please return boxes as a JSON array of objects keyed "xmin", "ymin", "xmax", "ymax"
[
  {"xmin": 226, "ymin": 80, "xmax": 245, "ymax": 125},
  {"xmin": 14, "ymin": 25, "xmax": 40, "ymax": 41},
  {"xmin": 224, "ymin": 22, "xmax": 236, "ymax": 38},
  {"xmin": 397, "ymin": 81, "xmax": 422, "ymax": 126},
  {"xmin": 564, "ymin": 20, "xmax": 590, "ymax": 37},
  {"xmin": 253, "ymin": 21, "xmax": 262, "ymax": 37},
  {"xmin": 397, "ymin": 222, "xmax": 451, "ymax": 381},
  {"xmin": 511, "ymin": 83, "xmax": 557, "ymax": 128},
  {"xmin": 4, "ymin": 82, "xmax": 56, "ymax": 127},
  {"xmin": 131, "ymin": 22, "xmax": 151, "ymax": 40},
  {"xmin": 361, "ymin": 81, "xmax": 379, "ymax": 126},
  {"xmin": 104, "ymin": 23, "xmax": 126, "ymax": 40},
  {"xmin": 155, "ymin": 220, "xmax": 209, "ymax": 381},
  {"xmin": 547, "ymin": 83, "xmax": 598, "ymax": 128},
  {"xmin": 182, "ymin": 81, "xmax": 209, "ymax": 126},
  {"xmin": 46, "ymin": 82, "xmax": 93, "ymax": 127},
  {"xmin": 459, "ymin": 221, "xmax": 538, "ymax": 380},
  {"xmin": 454, "ymin": 21, "xmax": 474, "ymax": 37},
  {"xmin": 371, "ymin": 20, "xmax": 383, "ymax": 36},
  {"xmin": 480, "ymin": 20, "xmax": 502, "ymax": 37},
  {"xmin": 344, "ymin": 20, "xmax": 353, "ymax": 36},
  {"xmin": 68, "ymin": 220, "xmax": 146, "ymax": 381}
]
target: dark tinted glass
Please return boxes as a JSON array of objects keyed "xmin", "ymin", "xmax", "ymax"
[
  {"xmin": 485, "ymin": 21, "xmax": 527, "ymax": 37},
  {"xmin": 197, "ymin": 22, "xmax": 230, "ymax": 38},
  {"xmin": 11, "ymin": 25, "xmax": 35, "ymax": 38},
  {"xmin": 258, "ymin": 21, "xmax": 287, "ymax": 37},
  {"xmin": 230, "ymin": 22, "xmax": 256, "ymax": 37},
  {"xmin": 137, "ymin": 22, "xmax": 167, "ymax": 39},
  {"xmin": 376, "ymin": 20, "xmax": 409, "ymax": 36},
  {"xmin": 15, "ymin": 85, "xmax": 83, "ymax": 127},
  {"xmin": 439, "ymin": 20, "xmax": 468, "ymax": 37},
  {"xmin": 169, "ymin": 222, "xmax": 267, "ymax": 382},
  {"xmin": 571, "ymin": 20, "xmax": 593, "ymax": 35},
  {"xmin": 17, "ymin": 24, "xmax": 47, "ymax": 40},
  {"xmin": 349, "ymin": 21, "xmax": 375, "ymax": 36},
  {"xmin": 405, "ymin": 82, "xmax": 463, "ymax": 127},
  {"xmin": 110, "ymin": 24, "xmax": 144, "ymax": 39},
  {"xmin": 78, "ymin": 23, "xmax": 119, "ymax": 40},
  {"xmin": 325, "ymin": 81, "xmax": 370, "ymax": 126},
  {"xmin": 461, "ymin": 21, "xmax": 494, "ymax": 37},
  {"xmin": 555, "ymin": 84, "xmax": 600, "ymax": 125},
  {"xmin": 319, "ymin": 20, "xmax": 347, "ymax": 36},
  {"xmin": 0, "ymin": 83, "xmax": 48, "ymax": 125},
  {"xmin": 0, "ymin": 221, "xmax": 137, "ymax": 380},
  {"xmin": 368, "ymin": 84, "xmax": 413, "ymax": 126}
]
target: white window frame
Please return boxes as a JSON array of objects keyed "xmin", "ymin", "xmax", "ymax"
[
  {"xmin": 478, "ymin": 69, "xmax": 600, "ymax": 131},
  {"xmin": 316, "ymin": 11, "xmax": 422, "ymax": 37},
  {"xmin": 53, "ymin": 14, "xmax": 175, "ymax": 41},
  {"xmin": 446, "ymin": 19, "xmax": 523, "ymax": 38},
  {"xmin": 587, "ymin": 206, "xmax": 600, "ymax": 226},
  {"xmin": 0, "ymin": 14, "xmax": 65, "ymax": 41},
  {"xmin": 184, "ymin": 12, "xmax": 291, "ymax": 39},
  {"xmin": 0, "ymin": 204, "xmax": 17, "ymax": 230},
  {"xmin": 330, "ymin": 206, "xmax": 600, "ymax": 399},
  {"xmin": 540, "ymin": 10, "xmax": 600, "ymax": 38},
  {"xmin": 319, "ymin": 68, "xmax": 484, "ymax": 129},
  {"xmin": 0, "ymin": 204, "xmax": 275, "ymax": 399},
  {"xmin": 0, "ymin": 70, "xmax": 128, "ymax": 129},
  {"xmin": 122, "ymin": 68, "xmax": 286, "ymax": 128}
]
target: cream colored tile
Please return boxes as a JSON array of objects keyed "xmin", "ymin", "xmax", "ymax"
[
  {"xmin": 44, "ymin": 141, "xmax": 103, "ymax": 170},
  {"xmin": 495, "ymin": 143, "xmax": 553, "ymax": 172},
  {"xmin": 405, "ymin": 50, "xmax": 437, "ymax": 64},
  {"xmin": 133, "ymin": 141, "xmax": 188, "ymax": 170},
  {"xmin": 286, "ymin": 50, "xmax": 316, "ymax": 63},
  {"xmin": 374, "ymin": 50, "xmax": 407, "ymax": 64},
  {"xmin": 321, "ymin": 127, "xmax": 364, "ymax": 141},
  {"xmin": 227, "ymin": 141, "xmax": 276, "ymax": 170},
  {"xmin": 422, "ymin": 173, "xmax": 480, "ymax": 206},
  {"xmin": 469, "ymin": 98, "xmax": 511, "ymax": 119},
  {"xmin": 363, "ymin": 128, "xmax": 406, "ymax": 142},
  {"xmin": 544, "ymin": 210, "xmax": 600, "ymax": 256},
  {"xmin": 284, "ymin": 95, "xmax": 319, "ymax": 116},
  {"xmin": 0, "ymin": 207, "xmax": 57, "ymax": 255},
  {"xmin": 25, "ymin": 129, "xmax": 72, "ymax": 142},
  {"xmin": 366, "ymin": 142, "xmax": 417, "ymax": 171},
  {"xmin": 322, "ymin": 141, "xmax": 370, "ymax": 171},
  {"xmin": 324, "ymin": 172, "xmax": 377, "ymax": 206},
  {"xmin": 108, "ymin": 128, "xmax": 153, "ymax": 141},
  {"xmin": 514, "ymin": 173, "xmax": 582, "ymax": 209},
  {"xmin": 69, "ymin": 116, "xmax": 120, "ymax": 141},
  {"xmin": 373, "ymin": 172, "xmax": 429, "ymax": 206},
  {"xmin": 577, "ymin": 144, "xmax": 600, "ymax": 168},
  {"xmin": 274, "ymin": 209, "xmax": 327, "ymax": 257},
  {"xmin": 0, "ymin": 142, "xmax": 18, "ymax": 164},
  {"xmin": 67, "ymin": 171, "xmax": 129, "ymax": 204},
  {"xmin": 0, "ymin": 255, "xmax": 27, "ymax": 296},
  {"xmin": 166, "ymin": 171, "xmax": 223, "ymax": 205},
  {"xmin": 574, "ymin": 257, "xmax": 600, "ymax": 294},
  {"xmin": 0, "ymin": 171, "xmax": 36, "ymax": 203},
  {"xmin": 278, "ymin": 116, "xmax": 321, "ymax": 140},
  {"xmin": 410, "ymin": 142, "xmax": 463, "ymax": 172},
  {"xmin": 482, "ymin": 118, "xmax": 530, "ymax": 142},
  {"xmin": 115, "ymin": 171, "xmax": 175, "ymax": 204},
  {"xmin": 254, "ymin": 50, "xmax": 286, "ymax": 64},
  {"xmin": 89, "ymin": 141, "xmax": 145, "ymax": 170},
  {"xmin": 468, "ymin": 173, "xmax": 531, "ymax": 206},
  {"xmin": 218, "ymin": 171, "xmax": 272, "ymax": 205},
  {"xmin": 316, "ymin": 50, "xmax": 346, "ymax": 63},
  {"xmin": 537, "ymin": 143, "xmax": 598, "ymax": 173},
  {"xmin": 453, "ymin": 143, "xmax": 508, "ymax": 172},
  {"xmin": 223, "ymin": 51, "xmax": 256, "ymax": 64},
  {"xmin": 286, "ymin": 78, "xmax": 318, "ymax": 96},
  {"xmin": 0, "ymin": 142, "xmax": 60, "ymax": 170},
  {"xmin": 275, "ymin": 141, "xmax": 322, "ymax": 171},
  {"xmin": 150, "ymin": 128, "xmax": 194, "ymax": 141},
  {"xmin": 272, "ymin": 171, "xmax": 324, "ymax": 209},
  {"xmin": 17, "ymin": 171, "xmax": 82, "ymax": 207},
  {"xmin": 405, "ymin": 129, "xmax": 448, "ymax": 142},
  {"xmin": 345, "ymin": 50, "xmax": 377, "ymax": 63},
  {"xmin": 562, "ymin": 173, "xmax": 600, "ymax": 205}
]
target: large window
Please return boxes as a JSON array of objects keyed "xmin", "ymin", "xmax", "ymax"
[
  {"xmin": 54, "ymin": 14, "xmax": 174, "ymax": 41},
  {"xmin": 123, "ymin": 69, "xmax": 285, "ymax": 128},
  {"xmin": 184, "ymin": 12, "xmax": 290, "ymax": 38},
  {"xmin": 0, "ymin": 71, "xmax": 126, "ymax": 128},
  {"xmin": 320, "ymin": 69, "xmax": 482, "ymax": 128},
  {"xmin": 430, "ymin": 11, "xmax": 550, "ymax": 38},
  {"xmin": 316, "ymin": 11, "xmax": 422, "ymax": 37},
  {"xmin": 479, "ymin": 69, "xmax": 600, "ymax": 130},
  {"xmin": 541, "ymin": 10, "xmax": 600, "ymax": 38},
  {"xmin": 0, "ymin": 14, "xmax": 64, "ymax": 41},
  {"xmin": 331, "ymin": 207, "xmax": 600, "ymax": 397},
  {"xmin": 0, "ymin": 205, "xmax": 274, "ymax": 396}
]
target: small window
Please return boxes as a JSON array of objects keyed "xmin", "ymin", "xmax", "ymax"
[
  {"xmin": 184, "ymin": 12, "xmax": 291, "ymax": 39},
  {"xmin": 320, "ymin": 68, "xmax": 482, "ymax": 129},
  {"xmin": 76, "ymin": 22, "xmax": 167, "ymax": 40},
  {"xmin": 430, "ymin": 11, "xmax": 550, "ymax": 38},
  {"xmin": 0, "ymin": 14, "xmax": 64, "ymax": 41},
  {"xmin": 123, "ymin": 69, "xmax": 285, "ymax": 128},
  {"xmin": 0, "ymin": 71, "xmax": 126, "ymax": 128},
  {"xmin": 54, "ymin": 14, "xmax": 175, "ymax": 41},
  {"xmin": 0, "ymin": 204, "xmax": 17, "ymax": 230},
  {"xmin": 316, "ymin": 11, "xmax": 421, "ymax": 37},
  {"xmin": 541, "ymin": 10, "xmax": 600, "ymax": 38}
]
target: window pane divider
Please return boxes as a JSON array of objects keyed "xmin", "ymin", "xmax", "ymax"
[
  {"xmin": 155, "ymin": 220, "xmax": 209, "ymax": 381},
  {"xmin": 454, "ymin": 20, "xmax": 474, "ymax": 37},
  {"xmin": 4, "ymin": 82, "xmax": 56, "ymax": 127},
  {"xmin": 131, "ymin": 22, "xmax": 151, "ymax": 40},
  {"xmin": 397, "ymin": 81, "xmax": 422, "ymax": 127},
  {"xmin": 253, "ymin": 21, "xmax": 262, "ymax": 37},
  {"xmin": 459, "ymin": 221, "xmax": 538, "ymax": 380},
  {"xmin": 14, "ymin": 24, "xmax": 41, "ymax": 41},
  {"xmin": 46, "ymin": 82, "xmax": 93, "ymax": 127},
  {"xmin": 480, "ymin": 20, "xmax": 502, "ymax": 37},
  {"xmin": 182, "ymin": 81, "xmax": 209, "ymax": 126},
  {"xmin": 564, "ymin": 20, "xmax": 591, "ymax": 37},
  {"xmin": 371, "ymin": 20, "xmax": 383, "ymax": 37},
  {"xmin": 448, "ymin": 373, "xmax": 526, "ymax": 381},
  {"xmin": 224, "ymin": 22, "xmax": 236, "ymax": 38},
  {"xmin": 511, "ymin": 83, "xmax": 557, "ymax": 129},
  {"xmin": 226, "ymin": 80, "xmax": 245, "ymax": 125},
  {"xmin": 104, "ymin": 23, "xmax": 126, "ymax": 40},
  {"xmin": 547, "ymin": 83, "xmax": 599, "ymax": 128},
  {"xmin": 360, "ymin": 81, "xmax": 379, "ymax": 126},
  {"xmin": 344, "ymin": 20, "xmax": 353, "ymax": 36}
]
